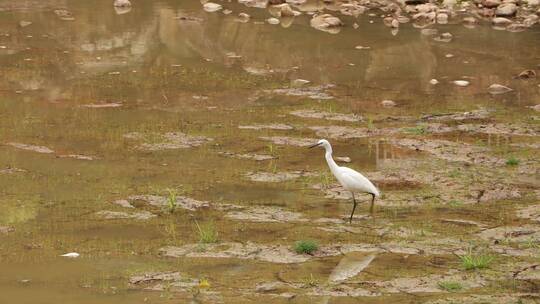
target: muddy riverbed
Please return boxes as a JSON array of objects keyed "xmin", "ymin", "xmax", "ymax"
[{"xmin": 0, "ymin": 0, "xmax": 539, "ymax": 303}]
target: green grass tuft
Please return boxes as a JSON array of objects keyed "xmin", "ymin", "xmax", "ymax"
[
  {"xmin": 459, "ymin": 251, "xmax": 494, "ymax": 270},
  {"xmin": 195, "ymin": 221, "xmax": 218, "ymax": 244},
  {"xmin": 367, "ymin": 117, "xmax": 375, "ymax": 130},
  {"xmin": 294, "ymin": 240, "xmax": 318, "ymax": 254},
  {"xmin": 302, "ymin": 273, "xmax": 319, "ymax": 287},
  {"xmin": 166, "ymin": 189, "xmax": 177, "ymax": 214},
  {"xmin": 505, "ymin": 157, "xmax": 520, "ymax": 166},
  {"xmin": 448, "ymin": 200, "xmax": 464, "ymax": 208},
  {"xmin": 437, "ymin": 281, "xmax": 463, "ymax": 292},
  {"xmin": 403, "ymin": 125, "xmax": 427, "ymax": 135}
]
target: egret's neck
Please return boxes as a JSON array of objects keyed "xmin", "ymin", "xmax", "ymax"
[{"xmin": 324, "ymin": 149, "xmax": 339, "ymax": 175}]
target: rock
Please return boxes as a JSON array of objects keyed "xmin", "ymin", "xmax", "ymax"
[
  {"xmin": 260, "ymin": 136, "xmax": 316, "ymax": 147},
  {"xmin": 237, "ymin": 13, "xmax": 250, "ymax": 22},
  {"xmin": 516, "ymin": 205, "xmax": 540, "ymax": 222},
  {"xmin": 340, "ymin": 3, "xmax": 367, "ymax": 17},
  {"xmin": 95, "ymin": 210, "xmax": 156, "ymax": 220},
  {"xmin": 483, "ymin": 0, "xmax": 501, "ymax": 7},
  {"xmin": 81, "ymin": 102, "xmax": 122, "ymax": 108},
  {"xmin": 456, "ymin": 123, "xmax": 538, "ymax": 136},
  {"xmin": 54, "ymin": 9, "xmax": 75, "ymax": 21},
  {"xmin": 421, "ymin": 28, "xmax": 438, "ymax": 36},
  {"xmin": 112, "ymin": 199, "xmax": 134, "ymax": 208},
  {"xmin": 310, "ymin": 125, "xmax": 398, "ymax": 139},
  {"xmin": 244, "ymin": 171, "xmax": 316, "ymax": 182},
  {"xmin": 329, "ymin": 254, "xmax": 376, "ymax": 283},
  {"xmin": 429, "ymin": 79, "xmax": 439, "ymax": 85},
  {"xmin": 453, "ymin": 80, "xmax": 470, "ymax": 87},
  {"xmin": 530, "ymin": 104, "xmax": 540, "ymax": 112},
  {"xmin": 369, "ymin": 270, "xmax": 485, "ymax": 293},
  {"xmin": 239, "ymin": 0, "xmax": 269, "ymax": 8},
  {"xmin": 434, "ymin": 32, "xmax": 453, "ymax": 42},
  {"xmin": 269, "ymin": 0, "xmax": 285, "ymax": 4},
  {"xmin": 58, "ymin": 154, "xmax": 95, "ymax": 161},
  {"xmin": 526, "ymin": 0, "xmax": 540, "ymax": 5},
  {"xmin": 381, "ymin": 100, "xmax": 396, "ymax": 107},
  {"xmin": 269, "ymin": 84, "xmax": 334, "ymax": 99},
  {"xmin": 203, "ymin": 2, "xmax": 223, "ymax": 12},
  {"xmin": 6, "ymin": 142, "xmax": 54, "ymax": 154},
  {"xmin": 19, "ymin": 20, "xmax": 32, "ymax": 27},
  {"xmin": 487, "ymin": 84, "xmax": 513, "ymax": 94},
  {"xmin": 437, "ymin": 13, "xmax": 449, "ymax": 23},
  {"xmin": 355, "ymin": 45, "xmax": 371, "ymax": 50},
  {"xmin": 124, "ymin": 132, "xmax": 212, "ymax": 151},
  {"xmin": 384, "ymin": 17, "xmax": 399, "ymax": 27},
  {"xmin": 0, "ymin": 167, "xmax": 26, "ymax": 174},
  {"xmin": 514, "ymin": 265, "xmax": 540, "ymax": 281},
  {"xmin": 129, "ymin": 272, "xmax": 183, "ymax": 285},
  {"xmin": 289, "ymin": 109, "xmax": 362, "ymax": 122},
  {"xmin": 255, "ymin": 281, "xmax": 290, "ymax": 292},
  {"xmin": 506, "ymin": 23, "xmax": 526, "ymax": 32},
  {"xmin": 267, "ymin": 17, "xmax": 280, "ymax": 24},
  {"xmin": 128, "ymin": 194, "xmax": 209, "ymax": 211},
  {"xmin": 441, "ymin": 218, "xmax": 485, "ymax": 227},
  {"xmin": 442, "ymin": 0, "xmax": 457, "ymax": 6},
  {"xmin": 60, "ymin": 252, "xmax": 80, "ymax": 258},
  {"xmin": 291, "ymin": 79, "xmax": 310, "ymax": 87},
  {"xmin": 495, "ymin": 3, "xmax": 517, "ymax": 16},
  {"xmin": 0, "ymin": 226, "xmax": 14, "ymax": 234},
  {"xmin": 276, "ymin": 3, "xmax": 295, "ymax": 17},
  {"xmin": 335, "ymin": 156, "xmax": 351, "ymax": 163},
  {"xmin": 421, "ymin": 109, "xmax": 490, "ymax": 121},
  {"xmin": 226, "ymin": 206, "xmax": 307, "ymax": 223},
  {"xmin": 478, "ymin": 225, "xmax": 540, "ymax": 243},
  {"xmin": 524, "ymin": 14, "xmax": 539, "ymax": 26},
  {"xmin": 391, "ymin": 138, "xmax": 503, "ymax": 166},
  {"xmin": 160, "ymin": 242, "xmax": 312, "ymax": 264},
  {"xmin": 113, "ymin": 0, "xmax": 131, "ymax": 7},
  {"xmin": 516, "ymin": 69, "xmax": 536, "ymax": 79},
  {"xmin": 463, "ymin": 16, "xmax": 477, "ymax": 24},
  {"xmin": 310, "ymin": 14, "xmax": 343, "ymax": 33},
  {"xmin": 492, "ymin": 17, "xmax": 512, "ymax": 25},
  {"xmin": 425, "ymin": 295, "xmax": 528, "ymax": 304},
  {"xmin": 218, "ymin": 152, "xmax": 276, "ymax": 161},
  {"xmin": 238, "ymin": 123, "xmax": 293, "ymax": 130}
]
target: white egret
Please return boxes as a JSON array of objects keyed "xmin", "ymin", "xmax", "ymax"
[{"xmin": 309, "ymin": 139, "xmax": 380, "ymax": 223}]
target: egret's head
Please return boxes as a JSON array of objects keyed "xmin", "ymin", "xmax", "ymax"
[{"xmin": 309, "ymin": 139, "xmax": 331, "ymax": 150}]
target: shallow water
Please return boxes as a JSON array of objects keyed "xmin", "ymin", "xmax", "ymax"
[{"xmin": 0, "ymin": 0, "xmax": 539, "ymax": 303}]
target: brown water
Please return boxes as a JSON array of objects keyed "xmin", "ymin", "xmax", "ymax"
[{"xmin": 1, "ymin": 1, "xmax": 539, "ymax": 303}]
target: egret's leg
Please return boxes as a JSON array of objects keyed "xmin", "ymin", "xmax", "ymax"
[
  {"xmin": 369, "ymin": 193, "xmax": 375, "ymax": 214},
  {"xmin": 349, "ymin": 192, "xmax": 357, "ymax": 223}
]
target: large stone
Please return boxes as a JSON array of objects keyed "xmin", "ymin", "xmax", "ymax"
[
  {"xmin": 113, "ymin": 0, "xmax": 131, "ymax": 7},
  {"xmin": 488, "ymin": 84, "xmax": 513, "ymax": 94},
  {"xmin": 495, "ymin": 3, "xmax": 517, "ymax": 16},
  {"xmin": 492, "ymin": 17, "xmax": 512, "ymax": 25},
  {"xmin": 203, "ymin": 2, "xmax": 223, "ymax": 12},
  {"xmin": 310, "ymin": 14, "xmax": 343, "ymax": 33},
  {"xmin": 483, "ymin": 0, "xmax": 501, "ymax": 7}
]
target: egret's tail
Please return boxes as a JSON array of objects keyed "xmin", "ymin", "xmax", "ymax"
[{"xmin": 372, "ymin": 187, "xmax": 381, "ymax": 198}]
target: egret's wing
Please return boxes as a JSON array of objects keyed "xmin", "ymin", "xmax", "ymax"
[{"xmin": 339, "ymin": 167, "xmax": 380, "ymax": 196}]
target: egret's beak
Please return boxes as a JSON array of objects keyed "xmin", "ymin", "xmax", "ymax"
[{"xmin": 308, "ymin": 143, "xmax": 322, "ymax": 149}]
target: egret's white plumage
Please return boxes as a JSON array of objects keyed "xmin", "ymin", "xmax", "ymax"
[{"xmin": 310, "ymin": 139, "xmax": 380, "ymax": 222}]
